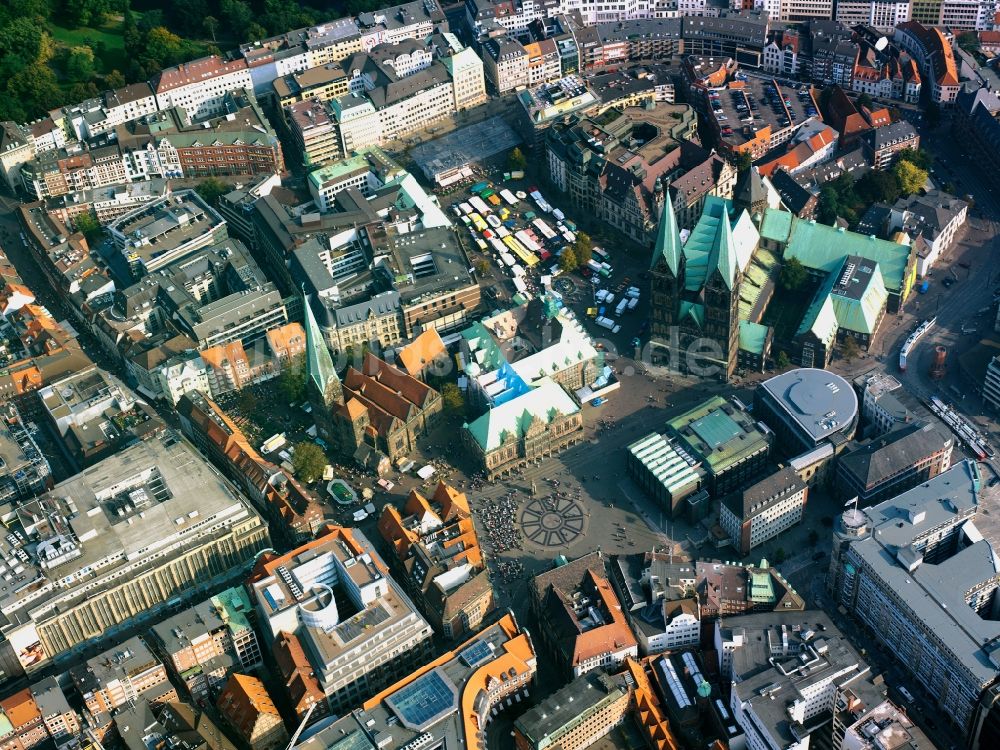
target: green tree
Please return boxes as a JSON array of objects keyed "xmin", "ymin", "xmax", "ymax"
[
  {"xmin": 103, "ymin": 69, "xmax": 125, "ymax": 89},
  {"xmin": 74, "ymin": 211, "xmax": 102, "ymax": 242},
  {"xmin": 292, "ymin": 442, "xmax": 326, "ymax": 484},
  {"xmin": 203, "ymin": 16, "xmax": 219, "ymax": 43},
  {"xmin": 237, "ymin": 387, "xmax": 257, "ymax": 414},
  {"xmin": 856, "ymin": 169, "xmax": 901, "ymax": 204},
  {"xmin": 559, "ymin": 245, "xmax": 578, "ymax": 272},
  {"xmin": 195, "ymin": 177, "xmax": 228, "ymax": 206},
  {"xmin": 441, "ymin": 383, "xmax": 464, "ymax": 418},
  {"xmin": 220, "ymin": 0, "xmax": 253, "ymax": 38},
  {"xmin": 65, "ymin": 45, "xmax": 95, "ymax": 81},
  {"xmin": 735, "ymin": 151, "xmax": 753, "ymax": 174},
  {"xmin": 278, "ymin": 354, "xmax": 307, "ymax": 404},
  {"xmin": 841, "ymin": 336, "xmax": 860, "ymax": 361},
  {"xmin": 508, "ymin": 147, "xmax": 526, "ymax": 172},
  {"xmin": 958, "ymin": 31, "xmax": 980, "ymax": 53},
  {"xmin": 773, "ymin": 547, "xmax": 787, "ymax": 564},
  {"xmin": 779, "ymin": 257, "xmax": 807, "ymax": 290},
  {"xmin": 857, "ymin": 92, "xmax": 873, "ymax": 110},
  {"xmin": 573, "ymin": 231, "xmax": 593, "ymax": 266},
  {"xmin": 474, "ymin": 259, "xmax": 489, "ymax": 276},
  {"xmin": 893, "ymin": 159, "xmax": 927, "ymax": 196},
  {"xmin": 775, "ymin": 350, "xmax": 790, "ymax": 369},
  {"xmin": 808, "ymin": 529, "xmax": 820, "ymax": 546},
  {"xmin": 896, "ymin": 147, "xmax": 932, "ymax": 170}
]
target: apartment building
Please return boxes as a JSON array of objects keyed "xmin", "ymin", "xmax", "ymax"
[
  {"xmin": 43, "ymin": 179, "xmax": 170, "ymax": 229},
  {"xmin": 609, "ymin": 555, "xmax": 701, "ymax": 654},
  {"xmin": 61, "ymin": 82, "xmax": 159, "ymax": 140},
  {"xmin": 443, "ymin": 46, "xmax": 488, "ymax": 109},
  {"xmin": 894, "ymin": 22, "xmax": 960, "ymax": 106},
  {"xmin": 514, "ymin": 672, "xmax": 633, "ymax": 750},
  {"xmin": 835, "ymin": 0, "xmax": 911, "ymax": 28},
  {"xmin": 29, "ymin": 678, "xmax": 80, "ymax": 744},
  {"xmin": 287, "ymin": 100, "xmax": 342, "ymax": 168},
  {"xmin": 378, "ymin": 482, "xmax": 496, "ymax": 639},
  {"xmin": 154, "ymin": 56, "xmax": 255, "ymax": 121},
  {"xmin": 217, "ymin": 675, "xmax": 288, "ymax": 750},
  {"xmin": 862, "ymin": 120, "xmax": 920, "ymax": 170},
  {"xmin": 150, "ymin": 587, "xmax": 263, "ymax": 701},
  {"xmin": 0, "ymin": 122, "xmax": 34, "ymax": 192},
  {"xmin": 0, "ymin": 433, "xmax": 270, "ymax": 674},
  {"xmin": 530, "ymin": 552, "xmax": 638, "ymax": 678},
  {"xmin": 249, "ymin": 527, "xmax": 435, "ymax": 714},
  {"xmin": 0, "ymin": 403, "xmax": 52, "ymax": 504},
  {"xmin": 70, "ymin": 636, "xmax": 178, "ymax": 736},
  {"xmin": 306, "ymin": 147, "xmax": 403, "ymax": 211},
  {"xmin": 984, "ymin": 355, "xmax": 1000, "ymax": 413},
  {"xmin": 758, "ymin": 0, "xmax": 835, "ymax": 23},
  {"xmin": 720, "ymin": 467, "xmax": 809, "ymax": 556}
]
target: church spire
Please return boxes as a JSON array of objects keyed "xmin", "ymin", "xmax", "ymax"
[
  {"xmin": 303, "ymin": 292, "xmax": 340, "ymax": 404},
  {"xmin": 650, "ymin": 189, "xmax": 682, "ymax": 276},
  {"xmin": 713, "ymin": 205, "xmax": 738, "ymax": 290}
]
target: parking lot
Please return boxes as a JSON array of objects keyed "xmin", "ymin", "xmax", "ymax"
[{"xmin": 711, "ymin": 74, "xmax": 817, "ymax": 147}]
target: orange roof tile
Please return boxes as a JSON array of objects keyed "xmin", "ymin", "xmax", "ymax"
[
  {"xmin": 397, "ymin": 329, "xmax": 447, "ymax": 376},
  {"xmin": 1, "ymin": 689, "xmax": 41, "ymax": 729}
]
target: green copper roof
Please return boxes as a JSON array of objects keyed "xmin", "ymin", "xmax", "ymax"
[
  {"xmin": 796, "ymin": 275, "xmax": 839, "ymax": 344},
  {"xmin": 759, "ymin": 207, "xmax": 793, "ymax": 243},
  {"xmin": 304, "ymin": 293, "xmax": 339, "ymax": 396},
  {"xmin": 714, "ymin": 203, "xmax": 738, "ymax": 290},
  {"xmin": 651, "ymin": 191, "xmax": 682, "ymax": 274},
  {"xmin": 830, "ymin": 261, "xmax": 888, "ymax": 335},
  {"xmin": 666, "ymin": 395, "xmax": 771, "ymax": 473},
  {"xmin": 679, "ymin": 301, "xmax": 704, "ymax": 328},
  {"xmin": 681, "ymin": 196, "xmax": 741, "ymax": 292},
  {"xmin": 738, "ymin": 321, "xmax": 770, "ymax": 355}
]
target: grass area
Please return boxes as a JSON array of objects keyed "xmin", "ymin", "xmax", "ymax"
[{"xmin": 49, "ymin": 17, "xmax": 127, "ymax": 73}]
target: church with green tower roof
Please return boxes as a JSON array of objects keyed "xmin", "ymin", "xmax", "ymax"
[
  {"xmin": 303, "ymin": 292, "xmax": 343, "ymax": 441},
  {"xmin": 649, "ymin": 192, "xmax": 776, "ymax": 380}
]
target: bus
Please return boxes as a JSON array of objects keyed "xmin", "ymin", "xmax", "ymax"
[
  {"xmin": 592, "ymin": 246, "xmax": 610, "ymax": 263},
  {"xmin": 469, "ymin": 213, "xmax": 488, "ymax": 231}
]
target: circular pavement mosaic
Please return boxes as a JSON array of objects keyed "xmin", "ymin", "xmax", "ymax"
[
  {"xmin": 552, "ymin": 276, "xmax": 577, "ymax": 297},
  {"xmin": 520, "ymin": 496, "xmax": 587, "ymax": 547}
]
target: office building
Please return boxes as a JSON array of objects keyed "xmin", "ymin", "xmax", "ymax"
[
  {"xmin": 514, "ymin": 671, "xmax": 633, "ymax": 750},
  {"xmin": 530, "ymin": 552, "xmax": 638, "ymax": 678},
  {"xmin": 38, "ymin": 366, "xmax": 164, "ymax": 467},
  {"xmin": 720, "ymin": 467, "xmax": 809, "ymax": 556},
  {"xmin": 378, "ymin": 482, "xmax": 496, "ymax": 639},
  {"xmin": 836, "ymin": 421, "xmax": 953, "ymax": 506},
  {"xmin": 717, "ymin": 611, "xmax": 873, "ymax": 750},
  {"xmin": 0, "ymin": 433, "xmax": 270, "ymax": 674},
  {"xmin": 841, "ymin": 699, "xmax": 936, "ymax": 750},
  {"xmin": 150, "ymin": 587, "xmax": 262, "ymax": 701},
  {"xmin": 547, "ymin": 105, "xmax": 721, "ymax": 243},
  {"xmin": 294, "ymin": 614, "xmax": 536, "ymax": 750},
  {"xmin": 666, "ymin": 395, "xmax": 773, "ymax": 495},
  {"xmin": 833, "ymin": 460, "xmax": 1000, "ymax": 740},
  {"xmin": 0, "ymin": 402, "xmax": 51, "ymax": 503},
  {"xmin": 107, "ymin": 191, "xmax": 229, "ymax": 279},
  {"xmin": 889, "ymin": 190, "xmax": 968, "ymax": 276},
  {"xmin": 754, "ymin": 368, "xmax": 858, "ymax": 455},
  {"xmin": 249, "ymin": 527, "xmax": 435, "ymax": 714}
]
